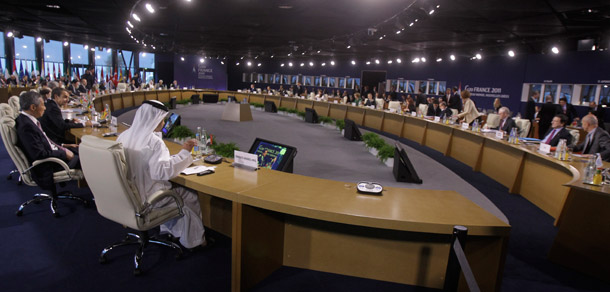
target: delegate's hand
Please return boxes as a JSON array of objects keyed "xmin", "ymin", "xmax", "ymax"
[
  {"xmin": 65, "ymin": 149, "xmax": 74, "ymax": 161},
  {"xmin": 63, "ymin": 144, "xmax": 79, "ymax": 148},
  {"xmin": 182, "ymin": 139, "xmax": 198, "ymax": 152}
]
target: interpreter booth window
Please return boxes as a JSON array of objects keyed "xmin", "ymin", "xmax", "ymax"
[
  {"xmin": 543, "ymin": 84, "xmax": 558, "ymax": 102},
  {"xmin": 241, "ymin": 73, "xmax": 247, "ymax": 83},
  {"xmin": 321, "ymin": 77, "xmax": 328, "ymax": 87},
  {"xmin": 438, "ymin": 82, "xmax": 447, "ymax": 94},
  {"xmin": 0, "ymin": 32, "xmax": 5, "ymax": 74},
  {"xmin": 139, "ymin": 52, "xmax": 155, "ymax": 84},
  {"xmin": 528, "ymin": 84, "xmax": 542, "ymax": 102},
  {"xmin": 282, "ymin": 75, "xmax": 289, "ymax": 85},
  {"xmin": 257, "ymin": 74, "xmax": 264, "ymax": 83},
  {"xmin": 429, "ymin": 81, "xmax": 437, "ymax": 95},
  {"xmin": 599, "ymin": 85, "xmax": 610, "ymax": 105},
  {"xmin": 70, "ymin": 43, "xmax": 88, "ymax": 65},
  {"xmin": 347, "ymin": 78, "xmax": 355, "ymax": 89},
  {"xmin": 354, "ymin": 78, "xmax": 361, "ymax": 90},
  {"xmin": 559, "ymin": 84, "xmax": 573, "ymax": 103},
  {"xmin": 389, "ymin": 80, "xmax": 398, "ymax": 91},
  {"xmin": 419, "ymin": 81, "xmax": 427, "ymax": 94},
  {"xmin": 95, "ymin": 47, "xmax": 113, "ymax": 83},
  {"xmin": 118, "ymin": 50, "xmax": 135, "ymax": 81},
  {"xmin": 274, "ymin": 74, "xmax": 281, "ymax": 84},
  {"xmin": 304, "ymin": 76, "xmax": 313, "ymax": 86},
  {"xmin": 339, "ymin": 78, "xmax": 346, "ymax": 88},
  {"xmin": 314, "ymin": 76, "xmax": 321, "ymax": 87},
  {"xmin": 328, "ymin": 77, "xmax": 336, "ymax": 88},
  {"xmin": 14, "ymin": 35, "xmax": 36, "ymax": 78},
  {"xmin": 291, "ymin": 75, "xmax": 299, "ymax": 85},
  {"xmin": 407, "ymin": 81, "xmax": 416, "ymax": 93},
  {"xmin": 580, "ymin": 85, "xmax": 598, "ymax": 104},
  {"xmin": 44, "ymin": 40, "xmax": 64, "ymax": 80}
]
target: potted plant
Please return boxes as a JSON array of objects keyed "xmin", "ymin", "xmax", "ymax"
[
  {"xmin": 287, "ymin": 108, "xmax": 298, "ymax": 118},
  {"xmin": 377, "ymin": 144, "xmax": 395, "ymax": 167},
  {"xmin": 168, "ymin": 125, "xmax": 194, "ymax": 144},
  {"xmin": 296, "ymin": 111, "xmax": 306, "ymax": 120},
  {"xmin": 211, "ymin": 142, "xmax": 240, "ymax": 158},
  {"xmin": 319, "ymin": 116, "xmax": 334, "ymax": 128},
  {"xmin": 362, "ymin": 132, "xmax": 385, "ymax": 156},
  {"xmin": 277, "ymin": 107, "xmax": 288, "ymax": 115}
]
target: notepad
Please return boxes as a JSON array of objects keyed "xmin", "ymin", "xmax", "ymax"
[{"xmin": 181, "ymin": 165, "xmax": 216, "ymax": 175}]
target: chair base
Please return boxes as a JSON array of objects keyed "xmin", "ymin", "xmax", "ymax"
[
  {"xmin": 16, "ymin": 191, "xmax": 89, "ymax": 218},
  {"xmin": 6, "ymin": 169, "xmax": 22, "ymax": 185},
  {"xmin": 99, "ymin": 231, "xmax": 184, "ymax": 276}
]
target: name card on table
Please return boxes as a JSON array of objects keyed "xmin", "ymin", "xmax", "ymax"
[
  {"xmin": 411, "ymin": 112, "xmax": 417, "ymax": 117},
  {"xmin": 111, "ymin": 116, "xmax": 118, "ymax": 127},
  {"xmin": 495, "ymin": 130, "xmax": 504, "ymax": 139},
  {"xmin": 461, "ymin": 122, "xmax": 469, "ymax": 130},
  {"xmin": 434, "ymin": 116, "xmax": 440, "ymax": 122},
  {"xmin": 539, "ymin": 143, "xmax": 551, "ymax": 154},
  {"xmin": 334, "ymin": 100, "xmax": 338, "ymax": 104},
  {"xmin": 233, "ymin": 150, "xmax": 259, "ymax": 171}
]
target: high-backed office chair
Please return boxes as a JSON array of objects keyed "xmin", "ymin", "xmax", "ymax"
[
  {"xmin": 388, "ymin": 101, "xmax": 401, "ymax": 113},
  {"xmin": 6, "ymin": 96, "xmax": 21, "ymax": 183},
  {"xmin": 116, "ymin": 82, "xmax": 128, "ymax": 92},
  {"xmin": 418, "ymin": 104, "xmax": 429, "ymax": 116},
  {"xmin": 514, "ymin": 118, "xmax": 531, "ymax": 138},
  {"xmin": 568, "ymin": 129, "xmax": 580, "ymax": 148},
  {"xmin": 375, "ymin": 98, "xmax": 385, "ymax": 109},
  {"xmin": 486, "ymin": 113, "xmax": 500, "ymax": 129},
  {"xmin": 0, "ymin": 104, "xmax": 88, "ymax": 217},
  {"xmin": 451, "ymin": 109, "xmax": 459, "ymax": 117},
  {"xmin": 79, "ymin": 135, "xmax": 185, "ymax": 275}
]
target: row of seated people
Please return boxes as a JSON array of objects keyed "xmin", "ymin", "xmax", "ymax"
[{"xmin": 6, "ymin": 91, "xmax": 208, "ymax": 249}]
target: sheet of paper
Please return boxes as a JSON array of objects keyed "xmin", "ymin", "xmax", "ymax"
[
  {"xmin": 461, "ymin": 122, "xmax": 469, "ymax": 130},
  {"xmin": 181, "ymin": 165, "xmax": 216, "ymax": 175}
]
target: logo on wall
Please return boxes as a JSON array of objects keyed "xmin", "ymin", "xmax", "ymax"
[
  {"xmin": 197, "ymin": 63, "xmax": 214, "ymax": 80},
  {"xmin": 464, "ymin": 85, "xmax": 509, "ymax": 99}
]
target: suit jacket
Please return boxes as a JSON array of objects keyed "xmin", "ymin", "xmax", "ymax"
[
  {"xmin": 573, "ymin": 127, "xmax": 610, "ymax": 161},
  {"xmin": 448, "ymin": 93, "xmax": 462, "ymax": 111},
  {"xmin": 524, "ymin": 97, "xmax": 536, "ymax": 120},
  {"xmin": 68, "ymin": 85, "xmax": 79, "ymax": 96},
  {"xmin": 416, "ymin": 93, "xmax": 428, "ymax": 107},
  {"xmin": 439, "ymin": 108, "xmax": 453, "ymax": 119},
  {"xmin": 538, "ymin": 102, "xmax": 560, "ymax": 137},
  {"xmin": 77, "ymin": 85, "xmax": 87, "ymax": 94},
  {"xmin": 494, "ymin": 117, "xmax": 517, "ymax": 133},
  {"xmin": 559, "ymin": 104, "xmax": 578, "ymax": 124},
  {"xmin": 541, "ymin": 127, "xmax": 572, "ymax": 146},
  {"xmin": 16, "ymin": 114, "xmax": 68, "ymax": 190},
  {"xmin": 426, "ymin": 106, "xmax": 441, "ymax": 117},
  {"xmin": 40, "ymin": 100, "xmax": 84, "ymax": 144}
]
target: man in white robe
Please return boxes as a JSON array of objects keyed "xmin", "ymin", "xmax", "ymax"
[{"xmin": 117, "ymin": 100, "xmax": 206, "ymax": 249}]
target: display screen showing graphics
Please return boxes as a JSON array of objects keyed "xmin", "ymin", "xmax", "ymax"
[{"xmin": 248, "ymin": 138, "xmax": 297, "ymax": 172}]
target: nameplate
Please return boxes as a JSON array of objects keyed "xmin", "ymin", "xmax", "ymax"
[
  {"xmin": 334, "ymin": 100, "xmax": 338, "ymax": 104},
  {"xmin": 461, "ymin": 122, "xmax": 469, "ymax": 130},
  {"xmin": 111, "ymin": 116, "xmax": 117, "ymax": 127},
  {"xmin": 495, "ymin": 130, "xmax": 504, "ymax": 139},
  {"xmin": 411, "ymin": 112, "xmax": 417, "ymax": 117},
  {"xmin": 233, "ymin": 150, "xmax": 258, "ymax": 170},
  {"xmin": 434, "ymin": 116, "xmax": 440, "ymax": 122},
  {"xmin": 539, "ymin": 143, "xmax": 551, "ymax": 154}
]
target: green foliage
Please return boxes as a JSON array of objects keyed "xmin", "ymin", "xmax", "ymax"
[
  {"xmin": 377, "ymin": 144, "xmax": 395, "ymax": 162},
  {"xmin": 296, "ymin": 111, "xmax": 306, "ymax": 118},
  {"xmin": 277, "ymin": 107, "xmax": 288, "ymax": 112},
  {"xmin": 287, "ymin": 108, "xmax": 298, "ymax": 114},
  {"xmin": 250, "ymin": 102, "xmax": 264, "ymax": 108},
  {"xmin": 219, "ymin": 98, "xmax": 228, "ymax": 102},
  {"xmin": 319, "ymin": 116, "xmax": 333, "ymax": 124},
  {"xmin": 168, "ymin": 125, "xmax": 194, "ymax": 139},
  {"xmin": 211, "ymin": 142, "xmax": 240, "ymax": 158},
  {"xmin": 176, "ymin": 99, "xmax": 191, "ymax": 105},
  {"xmin": 335, "ymin": 119, "xmax": 345, "ymax": 131},
  {"xmin": 162, "ymin": 102, "xmax": 170, "ymax": 108},
  {"xmin": 362, "ymin": 132, "xmax": 385, "ymax": 149}
]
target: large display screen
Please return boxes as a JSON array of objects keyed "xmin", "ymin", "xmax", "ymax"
[{"xmin": 248, "ymin": 138, "xmax": 297, "ymax": 172}]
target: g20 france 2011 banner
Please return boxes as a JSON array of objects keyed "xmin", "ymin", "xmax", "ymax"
[{"xmin": 464, "ymin": 85, "xmax": 510, "ymax": 99}]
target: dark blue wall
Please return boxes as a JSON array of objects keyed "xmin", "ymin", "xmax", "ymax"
[{"xmin": 173, "ymin": 55, "xmax": 228, "ymax": 90}]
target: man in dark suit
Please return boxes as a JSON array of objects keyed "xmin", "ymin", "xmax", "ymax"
[
  {"xmin": 40, "ymin": 88, "xmax": 92, "ymax": 145},
  {"xmin": 524, "ymin": 91, "xmax": 538, "ymax": 121},
  {"xmin": 540, "ymin": 114, "xmax": 572, "ymax": 146},
  {"xmin": 588, "ymin": 101, "xmax": 605, "ymax": 130},
  {"xmin": 439, "ymin": 102, "xmax": 453, "ymax": 119},
  {"xmin": 558, "ymin": 97, "xmax": 578, "ymax": 125},
  {"xmin": 415, "ymin": 89, "xmax": 428, "ymax": 107},
  {"xmin": 80, "ymin": 67, "xmax": 95, "ymax": 90},
  {"xmin": 538, "ymin": 95, "xmax": 560, "ymax": 138},
  {"xmin": 493, "ymin": 107, "xmax": 517, "ymax": 133},
  {"xmin": 15, "ymin": 92, "xmax": 80, "ymax": 189},
  {"xmin": 294, "ymin": 82, "xmax": 305, "ymax": 96},
  {"xmin": 67, "ymin": 79, "xmax": 80, "ymax": 96},
  {"xmin": 388, "ymin": 86, "xmax": 398, "ymax": 101},
  {"xmin": 448, "ymin": 86, "xmax": 462, "ymax": 112},
  {"xmin": 426, "ymin": 100, "xmax": 441, "ymax": 117},
  {"xmin": 572, "ymin": 115, "xmax": 610, "ymax": 161}
]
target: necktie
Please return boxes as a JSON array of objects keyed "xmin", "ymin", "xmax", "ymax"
[
  {"xmin": 36, "ymin": 121, "xmax": 67, "ymax": 152},
  {"xmin": 583, "ymin": 133, "xmax": 592, "ymax": 154},
  {"xmin": 500, "ymin": 119, "xmax": 505, "ymax": 130},
  {"xmin": 544, "ymin": 129, "xmax": 557, "ymax": 144}
]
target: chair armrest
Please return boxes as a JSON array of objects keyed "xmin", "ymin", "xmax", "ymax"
[
  {"xmin": 138, "ymin": 189, "xmax": 184, "ymax": 217},
  {"xmin": 24, "ymin": 157, "xmax": 73, "ymax": 179}
]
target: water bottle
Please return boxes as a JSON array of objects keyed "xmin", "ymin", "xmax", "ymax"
[
  {"xmin": 194, "ymin": 127, "xmax": 201, "ymax": 158},
  {"xmin": 583, "ymin": 156, "xmax": 596, "ymax": 183},
  {"xmin": 200, "ymin": 128, "xmax": 209, "ymax": 154},
  {"xmin": 104, "ymin": 104, "xmax": 112, "ymax": 124},
  {"xmin": 472, "ymin": 119, "xmax": 478, "ymax": 132},
  {"xmin": 508, "ymin": 128, "xmax": 515, "ymax": 143}
]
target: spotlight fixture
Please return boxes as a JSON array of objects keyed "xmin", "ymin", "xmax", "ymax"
[
  {"xmin": 387, "ymin": 60, "xmax": 393, "ymax": 64},
  {"xmin": 281, "ymin": 63, "xmax": 285, "ymax": 67},
  {"xmin": 7, "ymin": 32, "xmax": 14, "ymax": 37},
  {"xmin": 90, "ymin": 48, "xmax": 95, "ymax": 51},
  {"xmin": 309, "ymin": 62, "xmax": 314, "ymax": 67},
  {"xmin": 288, "ymin": 62, "xmax": 293, "ymax": 67},
  {"xmin": 437, "ymin": 5, "xmax": 440, "ymax": 8},
  {"xmin": 396, "ymin": 58, "xmax": 402, "ymax": 63},
  {"xmin": 36, "ymin": 37, "xmax": 42, "ymax": 42},
  {"xmin": 508, "ymin": 50, "xmax": 515, "ymax": 57},
  {"xmin": 221, "ymin": 61, "xmax": 224, "ymax": 65},
  {"xmin": 236, "ymin": 62, "xmax": 240, "ymax": 65},
  {"xmin": 409, "ymin": 22, "xmax": 414, "ymax": 26},
  {"xmin": 270, "ymin": 55, "xmax": 274, "ymax": 58},
  {"xmin": 475, "ymin": 53, "xmax": 482, "ymax": 60},
  {"xmin": 351, "ymin": 60, "xmax": 356, "ymax": 65},
  {"xmin": 132, "ymin": 13, "xmax": 141, "ymax": 22},
  {"xmin": 551, "ymin": 46, "xmax": 559, "ymax": 54},
  {"xmin": 300, "ymin": 63, "xmax": 305, "ymax": 67},
  {"xmin": 321, "ymin": 63, "xmax": 326, "ymax": 66},
  {"xmin": 346, "ymin": 45, "xmax": 351, "ymax": 49},
  {"xmin": 379, "ymin": 36, "xmax": 384, "ymax": 40},
  {"xmin": 64, "ymin": 41, "xmax": 69, "ymax": 46},
  {"xmin": 450, "ymin": 54, "xmax": 456, "ymax": 61},
  {"xmin": 330, "ymin": 61, "xmax": 335, "ymax": 66},
  {"xmin": 257, "ymin": 63, "xmax": 262, "ymax": 67},
  {"xmin": 180, "ymin": 57, "xmax": 185, "ymax": 61},
  {"xmin": 396, "ymin": 30, "xmax": 401, "ymax": 34},
  {"xmin": 366, "ymin": 61, "xmax": 371, "ymax": 65},
  {"xmin": 247, "ymin": 61, "xmax": 252, "ymax": 66},
  {"xmin": 145, "ymin": 3, "xmax": 155, "ymax": 13},
  {"xmin": 301, "ymin": 52, "xmax": 305, "ymax": 55},
  {"xmin": 375, "ymin": 59, "xmax": 380, "ymax": 64},
  {"xmin": 412, "ymin": 58, "xmax": 420, "ymax": 63},
  {"xmin": 436, "ymin": 58, "xmax": 443, "ymax": 62},
  {"xmin": 127, "ymin": 21, "xmax": 134, "ymax": 28},
  {"xmin": 429, "ymin": 10, "xmax": 435, "ymax": 15},
  {"xmin": 421, "ymin": 57, "xmax": 427, "ymax": 62},
  {"xmin": 126, "ymin": 27, "xmax": 131, "ymax": 34},
  {"xmin": 317, "ymin": 50, "xmax": 321, "ymax": 53}
]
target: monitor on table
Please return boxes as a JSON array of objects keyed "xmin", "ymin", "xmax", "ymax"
[{"xmin": 248, "ymin": 138, "xmax": 297, "ymax": 173}]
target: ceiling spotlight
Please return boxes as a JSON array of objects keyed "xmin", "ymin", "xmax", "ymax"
[
  {"xmin": 508, "ymin": 50, "xmax": 515, "ymax": 57},
  {"xmin": 254, "ymin": 55, "xmax": 258, "ymax": 59},
  {"xmin": 300, "ymin": 63, "xmax": 305, "ymax": 67},
  {"xmin": 126, "ymin": 27, "xmax": 131, "ymax": 34},
  {"xmin": 366, "ymin": 61, "xmax": 371, "ymax": 65},
  {"xmin": 127, "ymin": 21, "xmax": 133, "ymax": 28},
  {"xmin": 270, "ymin": 55, "xmax": 274, "ymax": 58},
  {"xmin": 551, "ymin": 46, "xmax": 559, "ymax": 54},
  {"xmin": 437, "ymin": 5, "xmax": 440, "ymax": 8},
  {"xmin": 415, "ymin": 19, "xmax": 418, "ymax": 22},
  {"xmin": 421, "ymin": 57, "xmax": 427, "ymax": 62},
  {"xmin": 180, "ymin": 57, "xmax": 185, "ymax": 61},
  {"xmin": 379, "ymin": 36, "xmax": 384, "ymax": 40},
  {"xmin": 387, "ymin": 60, "xmax": 393, "ymax": 64},
  {"xmin": 221, "ymin": 61, "xmax": 224, "ymax": 65},
  {"xmin": 63, "ymin": 41, "xmax": 69, "ymax": 46},
  {"xmin": 145, "ymin": 3, "xmax": 155, "ymax": 13},
  {"xmin": 429, "ymin": 10, "xmax": 435, "ymax": 15},
  {"xmin": 247, "ymin": 61, "xmax": 252, "ymax": 66},
  {"xmin": 412, "ymin": 58, "xmax": 420, "ymax": 63},
  {"xmin": 346, "ymin": 45, "xmax": 351, "ymax": 49},
  {"xmin": 396, "ymin": 30, "xmax": 401, "ymax": 34},
  {"xmin": 396, "ymin": 58, "xmax": 402, "ymax": 63},
  {"xmin": 375, "ymin": 59, "xmax": 380, "ymax": 64},
  {"xmin": 84, "ymin": 45, "xmax": 89, "ymax": 50},
  {"xmin": 317, "ymin": 50, "xmax": 321, "ymax": 53},
  {"xmin": 288, "ymin": 62, "xmax": 293, "ymax": 67},
  {"xmin": 309, "ymin": 62, "xmax": 314, "ymax": 66},
  {"xmin": 281, "ymin": 63, "xmax": 285, "ymax": 67},
  {"xmin": 132, "ymin": 13, "xmax": 141, "ymax": 22},
  {"xmin": 351, "ymin": 60, "xmax": 356, "ymax": 65},
  {"xmin": 301, "ymin": 52, "xmax": 305, "ymax": 55},
  {"xmin": 36, "ymin": 37, "xmax": 42, "ymax": 42},
  {"xmin": 7, "ymin": 32, "xmax": 13, "ymax": 37},
  {"xmin": 288, "ymin": 53, "xmax": 292, "ymax": 56},
  {"xmin": 257, "ymin": 63, "xmax": 262, "ymax": 67},
  {"xmin": 409, "ymin": 22, "xmax": 414, "ymax": 26},
  {"xmin": 330, "ymin": 61, "xmax": 335, "ymax": 66},
  {"xmin": 436, "ymin": 58, "xmax": 443, "ymax": 62},
  {"xmin": 475, "ymin": 53, "xmax": 482, "ymax": 59},
  {"xmin": 591, "ymin": 45, "xmax": 596, "ymax": 51},
  {"xmin": 321, "ymin": 62, "xmax": 326, "ymax": 66},
  {"xmin": 450, "ymin": 54, "xmax": 456, "ymax": 61},
  {"xmin": 236, "ymin": 62, "xmax": 240, "ymax": 65}
]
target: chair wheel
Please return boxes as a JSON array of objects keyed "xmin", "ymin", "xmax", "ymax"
[
  {"xmin": 134, "ymin": 268, "xmax": 142, "ymax": 276},
  {"xmin": 53, "ymin": 212, "xmax": 60, "ymax": 218},
  {"xmin": 17, "ymin": 180, "xmax": 23, "ymax": 185},
  {"xmin": 83, "ymin": 200, "xmax": 90, "ymax": 208},
  {"xmin": 15, "ymin": 210, "xmax": 23, "ymax": 216},
  {"xmin": 99, "ymin": 257, "xmax": 107, "ymax": 264}
]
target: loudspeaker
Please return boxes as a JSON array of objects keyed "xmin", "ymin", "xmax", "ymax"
[
  {"xmin": 191, "ymin": 94, "xmax": 200, "ymax": 104},
  {"xmin": 264, "ymin": 101, "xmax": 277, "ymax": 113},
  {"xmin": 169, "ymin": 97, "xmax": 176, "ymax": 109},
  {"xmin": 343, "ymin": 119, "xmax": 362, "ymax": 141},
  {"xmin": 305, "ymin": 108, "xmax": 318, "ymax": 123},
  {"xmin": 393, "ymin": 144, "xmax": 422, "ymax": 184}
]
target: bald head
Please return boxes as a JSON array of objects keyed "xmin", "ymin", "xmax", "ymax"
[{"xmin": 581, "ymin": 115, "xmax": 598, "ymax": 132}]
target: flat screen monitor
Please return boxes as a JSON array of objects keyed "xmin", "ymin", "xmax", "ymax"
[
  {"xmin": 393, "ymin": 143, "xmax": 422, "ymax": 184},
  {"xmin": 161, "ymin": 113, "xmax": 181, "ymax": 138},
  {"xmin": 305, "ymin": 108, "xmax": 318, "ymax": 123},
  {"xmin": 248, "ymin": 138, "xmax": 297, "ymax": 173},
  {"xmin": 343, "ymin": 119, "xmax": 362, "ymax": 141}
]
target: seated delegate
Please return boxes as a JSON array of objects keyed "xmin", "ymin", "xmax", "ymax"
[
  {"xmin": 493, "ymin": 107, "xmax": 517, "ymax": 133},
  {"xmin": 39, "ymin": 88, "xmax": 92, "ymax": 145},
  {"xmin": 571, "ymin": 115, "xmax": 610, "ymax": 161},
  {"xmin": 540, "ymin": 114, "xmax": 572, "ymax": 146},
  {"xmin": 426, "ymin": 100, "xmax": 441, "ymax": 117}
]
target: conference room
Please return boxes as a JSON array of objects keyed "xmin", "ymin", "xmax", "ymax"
[{"xmin": 1, "ymin": 1, "xmax": 609, "ymax": 291}]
